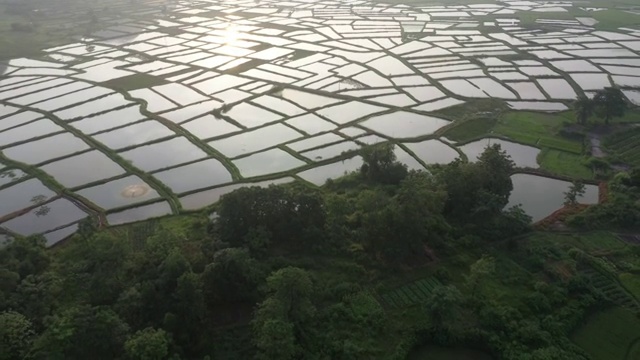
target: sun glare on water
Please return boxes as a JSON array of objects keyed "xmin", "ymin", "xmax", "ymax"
[{"xmin": 223, "ymin": 25, "xmax": 239, "ymax": 44}]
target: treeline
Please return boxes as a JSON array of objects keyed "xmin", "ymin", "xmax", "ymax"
[{"xmin": 0, "ymin": 144, "xmax": 605, "ymax": 359}]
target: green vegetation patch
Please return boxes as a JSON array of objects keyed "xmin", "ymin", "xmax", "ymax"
[
  {"xmin": 442, "ymin": 117, "xmax": 496, "ymax": 142},
  {"xmin": 408, "ymin": 345, "xmax": 493, "ymax": 360},
  {"xmin": 604, "ymin": 127, "xmax": 640, "ymax": 167},
  {"xmin": 619, "ymin": 273, "xmax": 640, "ymax": 301},
  {"xmin": 102, "ymin": 73, "xmax": 168, "ymax": 91},
  {"xmin": 380, "ymin": 277, "xmax": 442, "ymax": 308},
  {"xmin": 493, "ymin": 112, "xmax": 582, "ymax": 154},
  {"xmin": 591, "ymin": 10, "xmax": 640, "ymax": 31},
  {"xmin": 538, "ymin": 149, "xmax": 593, "ymax": 180},
  {"xmin": 569, "ymin": 232, "xmax": 628, "ymax": 253},
  {"xmin": 571, "ymin": 307, "xmax": 640, "ymax": 360}
]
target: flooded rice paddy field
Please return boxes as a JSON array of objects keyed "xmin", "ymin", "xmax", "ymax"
[{"xmin": 1, "ymin": 0, "xmax": 635, "ymax": 244}]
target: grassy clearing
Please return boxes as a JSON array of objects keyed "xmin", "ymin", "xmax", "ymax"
[
  {"xmin": 570, "ymin": 232, "xmax": 628, "ymax": 253},
  {"xmin": 619, "ymin": 273, "xmax": 640, "ymax": 301},
  {"xmin": 442, "ymin": 117, "xmax": 496, "ymax": 142},
  {"xmin": 521, "ymin": 232, "xmax": 626, "ymax": 256},
  {"xmin": 408, "ymin": 345, "xmax": 493, "ymax": 360},
  {"xmin": 591, "ymin": 10, "xmax": 640, "ymax": 31},
  {"xmin": 538, "ymin": 149, "xmax": 593, "ymax": 180},
  {"xmin": 571, "ymin": 307, "xmax": 640, "ymax": 360},
  {"xmin": 444, "ymin": 111, "xmax": 583, "ymax": 153},
  {"xmin": 493, "ymin": 112, "xmax": 582, "ymax": 153}
]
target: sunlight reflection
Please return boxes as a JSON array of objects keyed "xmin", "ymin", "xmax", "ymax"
[{"xmin": 223, "ymin": 25, "xmax": 239, "ymax": 44}]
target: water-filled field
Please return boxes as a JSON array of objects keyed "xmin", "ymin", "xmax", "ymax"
[{"xmin": 1, "ymin": 0, "xmax": 634, "ymax": 244}]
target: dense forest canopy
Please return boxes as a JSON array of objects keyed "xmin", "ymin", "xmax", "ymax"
[{"xmin": 1, "ymin": 144, "xmax": 639, "ymax": 359}]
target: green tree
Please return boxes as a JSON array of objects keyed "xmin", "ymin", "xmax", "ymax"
[
  {"xmin": 253, "ymin": 319, "xmax": 296, "ymax": 360},
  {"xmin": 593, "ymin": 87, "xmax": 627, "ymax": 125},
  {"xmin": 435, "ymin": 144, "xmax": 514, "ymax": 223},
  {"xmin": 32, "ymin": 306, "xmax": 130, "ymax": 359},
  {"xmin": 217, "ymin": 185, "xmax": 325, "ymax": 252},
  {"xmin": 476, "ymin": 143, "xmax": 516, "ymax": 204},
  {"xmin": 0, "ymin": 311, "xmax": 34, "ymax": 360},
  {"xmin": 265, "ymin": 267, "xmax": 315, "ymax": 324},
  {"xmin": 573, "ymin": 96, "xmax": 594, "ymax": 125},
  {"xmin": 202, "ymin": 248, "xmax": 262, "ymax": 306},
  {"xmin": 465, "ymin": 256, "xmax": 495, "ymax": 300},
  {"xmin": 359, "ymin": 143, "xmax": 408, "ymax": 184},
  {"xmin": 424, "ymin": 285, "xmax": 463, "ymax": 330},
  {"xmin": 124, "ymin": 328, "xmax": 170, "ymax": 360},
  {"xmin": 564, "ymin": 181, "xmax": 586, "ymax": 207},
  {"xmin": 252, "ymin": 268, "xmax": 316, "ymax": 359}
]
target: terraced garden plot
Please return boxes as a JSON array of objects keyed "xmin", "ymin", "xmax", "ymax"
[
  {"xmin": 581, "ymin": 266, "xmax": 640, "ymax": 312},
  {"xmin": 604, "ymin": 127, "xmax": 640, "ymax": 167},
  {"xmin": 379, "ymin": 277, "xmax": 442, "ymax": 308},
  {"xmin": 1, "ymin": 0, "xmax": 640, "ymax": 243}
]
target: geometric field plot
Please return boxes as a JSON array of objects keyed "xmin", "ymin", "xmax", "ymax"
[
  {"xmin": 2, "ymin": 133, "xmax": 89, "ymax": 165},
  {"xmin": 76, "ymin": 175, "xmax": 160, "ymax": 211},
  {"xmin": 181, "ymin": 115, "xmax": 241, "ymax": 140},
  {"xmin": 152, "ymin": 158, "xmax": 232, "ymax": 194},
  {"xmin": 106, "ymin": 201, "xmax": 173, "ymax": 226},
  {"xmin": 223, "ymin": 103, "xmax": 283, "ymax": 128},
  {"xmin": 0, "ymin": 118, "xmax": 64, "ymax": 147},
  {"xmin": 0, "ymin": 178, "xmax": 56, "ymax": 218},
  {"xmin": 360, "ymin": 111, "xmax": 451, "ymax": 138},
  {"xmin": 69, "ymin": 106, "xmax": 147, "ymax": 134},
  {"xmin": 233, "ymin": 148, "xmax": 307, "ymax": 178},
  {"xmin": 92, "ymin": 120, "xmax": 175, "ymax": 150},
  {"xmin": 316, "ymin": 101, "xmax": 388, "ymax": 125},
  {"xmin": 570, "ymin": 73, "xmax": 612, "ymax": 91},
  {"xmin": 0, "ymin": 198, "xmax": 88, "ymax": 236},
  {"xmin": 39, "ymin": 151, "xmax": 126, "ymax": 189},
  {"xmin": 536, "ymin": 78, "xmax": 577, "ymax": 100},
  {"xmin": 118, "ymin": 137, "xmax": 208, "ymax": 172},
  {"xmin": 208, "ymin": 123, "xmax": 303, "ymax": 158}
]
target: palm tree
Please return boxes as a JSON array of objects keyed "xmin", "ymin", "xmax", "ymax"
[
  {"xmin": 593, "ymin": 87, "xmax": 628, "ymax": 125},
  {"xmin": 573, "ymin": 96, "xmax": 594, "ymax": 126}
]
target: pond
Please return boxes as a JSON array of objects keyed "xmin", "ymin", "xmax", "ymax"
[
  {"xmin": 459, "ymin": 138, "xmax": 540, "ymax": 169},
  {"xmin": 508, "ymin": 174, "xmax": 599, "ymax": 222}
]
